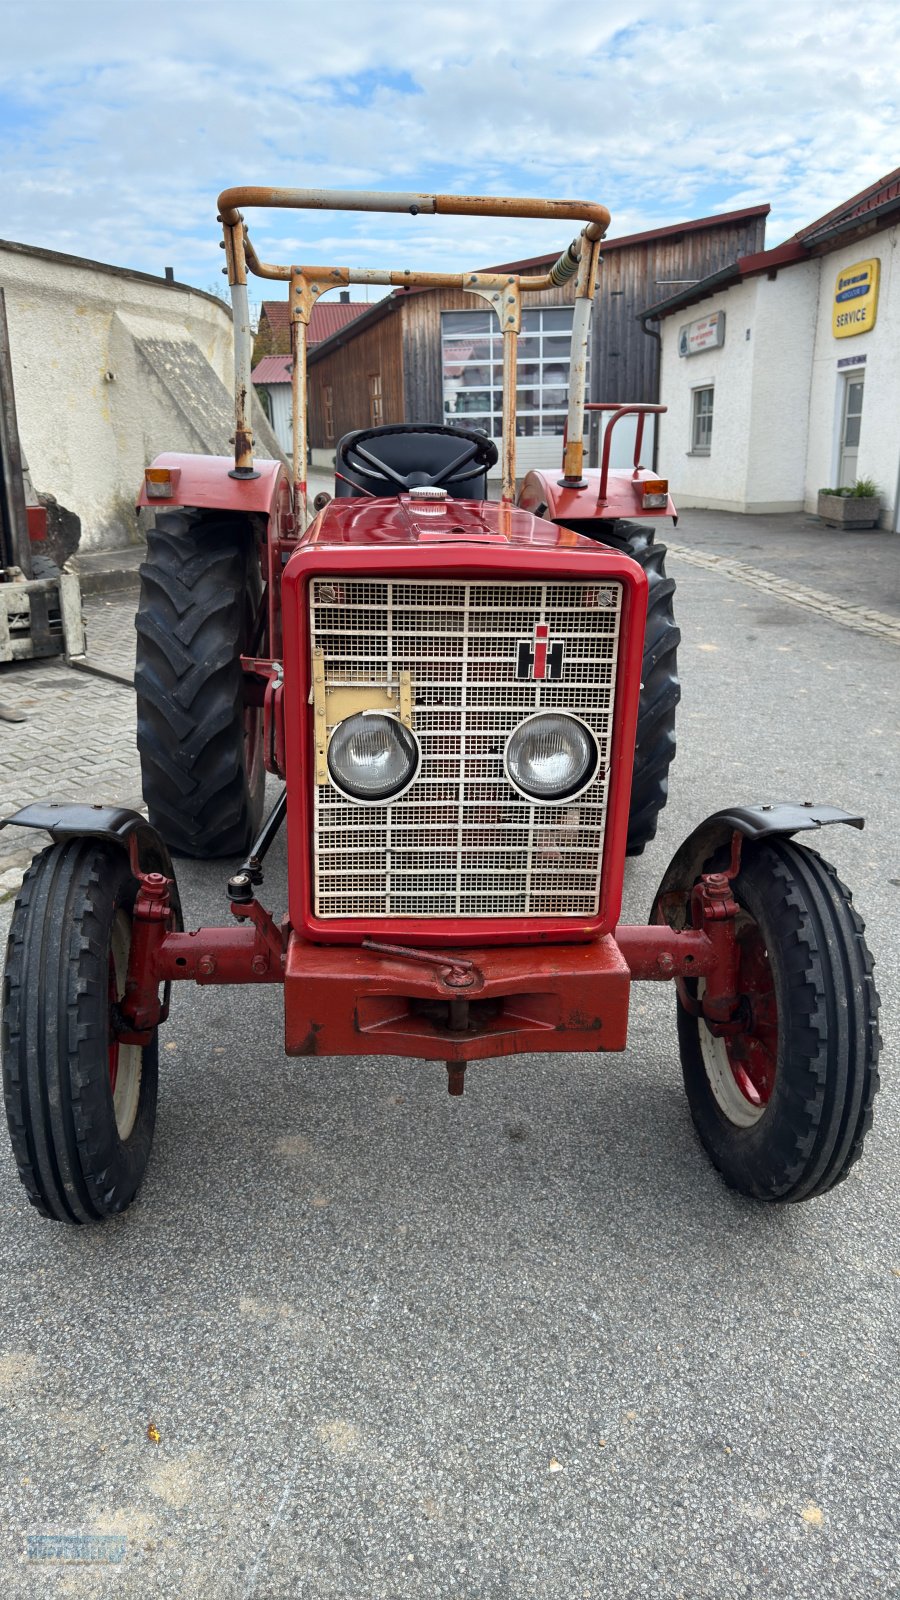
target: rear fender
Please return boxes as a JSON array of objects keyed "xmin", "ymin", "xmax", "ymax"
[
  {"xmin": 652, "ymin": 803, "xmax": 864, "ymax": 929},
  {"xmin": 1, "ymin": 803, "xmax": 183, "ymax": 927},
  {"xmin": 136, "ymin": 452, "xmax": 286, "ymax": 517},
  {"xmin": 519, "ymin": 468, "xmax": 677, "ymax": 528}
]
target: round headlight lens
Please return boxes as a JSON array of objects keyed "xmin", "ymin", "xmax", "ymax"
[
  {"xmin": 327, "ymin": 713, "xmax": 419, "ymax": 802},
  {"xmin": 505, "ymin": 712, "xmax": 598, "ymax": 802}
]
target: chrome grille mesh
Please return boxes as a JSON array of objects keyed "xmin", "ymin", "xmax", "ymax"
[{"xmin": 310, "ymin": 578, "xmax": 623, "ymax": 918}]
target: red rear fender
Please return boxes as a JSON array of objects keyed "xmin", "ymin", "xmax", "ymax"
[{"xmin": 137, "ymin": 453, "xmax": 287, "ymax": 517}]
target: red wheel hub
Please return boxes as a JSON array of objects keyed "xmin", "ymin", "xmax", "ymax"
[{"xmin": 724, "ymin": 920, "xmax": 778, "ymax": 1108}]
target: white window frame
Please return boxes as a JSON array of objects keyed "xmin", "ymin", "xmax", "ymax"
[
  {"xmin": 440, "ymin": 308, "xmax": 586, "ymax": 440},
  {"xmin": 691, "ymin": 385, "xmax": 714, "ymax": 455}
]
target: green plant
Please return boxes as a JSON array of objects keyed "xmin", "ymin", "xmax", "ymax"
[{"xmin": 818, "ymin": 479, "xmax": 879, "ymax": 498}]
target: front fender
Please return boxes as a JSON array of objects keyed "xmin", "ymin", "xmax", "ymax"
[
  {"xmin": 1, "ymin": 803, "xmax": 183, "ymax": 927},
  {"xmin": 652, "ymin": 802, "xmax": 864, "ymax": 929}
]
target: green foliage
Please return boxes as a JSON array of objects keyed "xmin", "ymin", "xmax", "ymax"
[{"xmin": 818, "ymin": 478, "xmax": 880, "ymax": 499}]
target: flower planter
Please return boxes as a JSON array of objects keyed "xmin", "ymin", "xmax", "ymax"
[{"xmin": 817, "ymin": 492, "xmax": 880, "ymax": 530}]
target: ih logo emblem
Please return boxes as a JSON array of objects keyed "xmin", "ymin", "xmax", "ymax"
[{"xmin": 517, "ymin": 622, "xmax": 564, "ymax": 681}]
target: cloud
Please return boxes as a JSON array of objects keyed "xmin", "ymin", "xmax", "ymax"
[{"xmin": 0, "ymin": 0, "xmax": 897, "ymax": 291}]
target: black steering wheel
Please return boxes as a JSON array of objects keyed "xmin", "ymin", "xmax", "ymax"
[{"xmin": 339, "ymin": 424, "xmax": 498, "ymax": 493}]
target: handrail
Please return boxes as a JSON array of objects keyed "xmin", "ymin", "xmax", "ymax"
[
  {"xmin": 217, "ymin": 185, "xmax": 609, "ymax": 236},
  {"xmin": 561, "ymin": 403, "xmax": 667, "ymax": 505},
  {"xmin": 215, "ymin": 186, "xmax": 610, "ymax": 508}
]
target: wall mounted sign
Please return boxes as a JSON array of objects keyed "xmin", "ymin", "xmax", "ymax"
[
  {"xmin": 678, "ymin": 311, "xmax": 726, "ymax": 357},
  {"xmin": 837, "ymin": 353, "xmax": 867, "ymax": 369},
  {"xmin": 832, "ymin": 259, "xmax": 880, "ymax": 338}
]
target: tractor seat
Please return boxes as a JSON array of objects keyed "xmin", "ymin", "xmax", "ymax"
[{"xmin": 334, "ymin": 423, "xmax": 497, "ymax": 500}]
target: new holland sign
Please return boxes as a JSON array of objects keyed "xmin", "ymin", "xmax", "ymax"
[
  {"xmin": 678, "ymin": 311, "xmax": 726, "ymax": 357},
  {"xmin": 833, "ymin": 258, "xmax": 880, "ymax": 338}
]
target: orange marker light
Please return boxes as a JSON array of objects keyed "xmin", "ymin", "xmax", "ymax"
[
  {"xmin": 642, "ymin": 477, "xmax": 668, "ymax": 509},
  {"xmin": 144, "ymin": 468, "xmax": 180, "ymax": 500}
]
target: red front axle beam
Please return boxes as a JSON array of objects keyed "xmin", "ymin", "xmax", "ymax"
[{"xmin": 117, "ymin": 868, "xmax": 743, "ymax": 1062}]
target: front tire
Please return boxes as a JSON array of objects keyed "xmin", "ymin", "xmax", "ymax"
[
  {"xmin": 135, "ymin": 511, "xmax": 266, "ymax": 858},
  {"xmin": 2, "ymin": 842, "xmax": 159, "ymax": 1223},
  {"xmin": 677, "ymin": 839, "xmax": 881, "ymax": 1202}
]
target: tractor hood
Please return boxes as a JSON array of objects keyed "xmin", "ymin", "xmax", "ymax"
[{"xmin": 304, "ymin": 495, "xmax": 598, "ymax": 552}]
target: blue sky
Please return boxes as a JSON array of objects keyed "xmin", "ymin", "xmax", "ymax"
[{"xmin": 0, "ymin": 0, "xmax": 898, "ymax": 307}]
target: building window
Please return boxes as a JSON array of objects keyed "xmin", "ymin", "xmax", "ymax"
[
  {"xmin": 323, "ymin": 384, "xmax": 334, "ymax": 444},
  {"xmin": 691, "ymin": 386, "xmax": 714, "ymax": 454},
  {"xmin": 368, "ymin": 373, "xmax": 383, "ymax": 427},
  {"xmin": 440, "ymin": 307, "xmax": 586, "ymax": 439}
]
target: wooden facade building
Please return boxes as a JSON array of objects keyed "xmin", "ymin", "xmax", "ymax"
[{"xmin": 289, "ymin": 204, "xmax": 770, "ymax": 474}]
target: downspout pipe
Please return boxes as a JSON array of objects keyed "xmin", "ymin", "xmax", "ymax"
[{"xmin": 638, "ymin": 312, "xmax": 663, "ymax": 473}]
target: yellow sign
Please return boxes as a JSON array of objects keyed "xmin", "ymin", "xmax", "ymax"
[{"xmin": 833, "ymin": 258, "xmax": 880, "ymax": 338}]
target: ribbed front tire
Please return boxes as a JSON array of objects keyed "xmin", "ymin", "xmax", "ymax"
[
  {"xmin": 678, "ymin": 839, "xmax": 881, "ymax": 1202},
  {"xmin": 135, "ymin": 511, "xmax": 265, "ymax": 858},
  {"xmin": 2, "ymin": 842, "xmax": 158, "ymax": 1223}
]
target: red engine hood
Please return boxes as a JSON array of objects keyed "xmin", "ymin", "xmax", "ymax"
[{"xmin": 304, "ymin": 494, "xmax": 599, "ymax": 552}]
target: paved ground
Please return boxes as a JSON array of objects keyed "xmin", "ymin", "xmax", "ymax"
[
  {"xmin": 0, "ymin": 597, "xmax": 142, "ymax": 885},
  {"xmin": 674, "ymin": 508, "xmax": 900, "ymax": 618},
  {"xmin": 0, "ymin": 522, "xmax": 898, "ymax": 1597}
]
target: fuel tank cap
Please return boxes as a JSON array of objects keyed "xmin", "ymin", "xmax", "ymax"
[{"xmin": 408, "ymin": 486, "xmax": 448, "ymax": 501}]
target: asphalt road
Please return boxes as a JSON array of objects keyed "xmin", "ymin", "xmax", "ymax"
[{"xmin": 0, "ymin": 550, "xmax": 898, "ymax": 1598}]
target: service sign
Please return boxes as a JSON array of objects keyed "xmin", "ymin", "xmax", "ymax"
[
  {"xmin": 833, "ymin": 258, "xmax": 880, "ymax": 338},
  {"xmin": 678, "ymin": 311, "xmax": 726, "ymax": 357}
]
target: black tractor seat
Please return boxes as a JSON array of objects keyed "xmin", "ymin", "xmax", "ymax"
[{"xmin": 334, "ymin": 422, "xmax": 498, "ymax": 500}]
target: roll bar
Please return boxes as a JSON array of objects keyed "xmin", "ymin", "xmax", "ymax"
[{"xmin": 217, "ymin": 187, "xmax": 610, "ymax": 519}]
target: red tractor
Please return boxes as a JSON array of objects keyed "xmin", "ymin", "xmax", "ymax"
[{"xmin": 1, "ymin": 188, "xmax": 880, "ymax": 1223}]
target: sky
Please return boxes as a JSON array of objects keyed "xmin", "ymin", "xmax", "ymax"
[{"xmin": 0, "ymin": 0, "xmax": 898, "ymax": 305}]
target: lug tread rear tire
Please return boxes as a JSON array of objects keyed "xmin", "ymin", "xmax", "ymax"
[
  {"xmin": 2, "ymin": 842, "xmax": 158, "ymax": 1224},
  {"xmin": 678, "ymin": 839, "xmax": 881, "ymax": 1202},
  {"xmin": 605, "ymin": 521, "xmax": 680, "ymax": 855},
  {"xmin": 135, "ymin": 512, "xmax": 265, "ymax": 858}
]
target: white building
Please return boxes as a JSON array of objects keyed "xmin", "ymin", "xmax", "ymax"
[{"xmin": 647, "ymin": 168, "xmax": 900, "ymax": 531}]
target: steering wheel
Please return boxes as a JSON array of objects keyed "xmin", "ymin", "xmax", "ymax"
[{"xmin": 340, "ymin": 424, "xmax": 498, "ymax": 493}]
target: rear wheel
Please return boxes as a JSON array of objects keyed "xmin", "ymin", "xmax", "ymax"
[
  {"xmin": 597, "ymin": 520, "xmax": 680, "ymax": 855},
  {"xmin": 135, "ymin": 511, "xmax": 265, "ymax": 858},
  {"xmin": 677, "ymin": 839, "xmax": 881, "ymax": 1202},
  {"xmin": 2, "ymin": 842, "xmax": 159, "ymax": 1223}
]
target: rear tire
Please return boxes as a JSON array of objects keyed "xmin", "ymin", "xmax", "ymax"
[
  {"xmin": 677, "ymin": 839, "xmax": 881, "ymax": 1202},
  {"xmin": 2, "ymin": 842, "xmax": 159, "ymax": 1223},
  {"xmin": 597, "ymin": 520, "xmax": 680, "ymax": 855},
  {"xmin": 135, "ymin": 511, "xmax": 266, "ymax": 858}
]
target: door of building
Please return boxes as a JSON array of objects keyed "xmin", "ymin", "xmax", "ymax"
[{"xmin": 838, "ymin": 374, "xmax": 864, "ymax": 486}]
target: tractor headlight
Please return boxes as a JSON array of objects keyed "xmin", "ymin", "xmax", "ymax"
[
  {"xmin": 328, "ymin": 713, "xmax": 420, "ymax": 803},
  {"xmin": 505, "ymin": 712, "xmax": 598, "ymax": 803}
]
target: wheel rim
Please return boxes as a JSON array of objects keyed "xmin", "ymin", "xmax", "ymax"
[
  {"xmin": 698, "ymin": 912, "xmax": 778, "ymax": 1128},
  {"xmin": 108, "ymin": 910, "xmax": 143, "ymax": 1141}
]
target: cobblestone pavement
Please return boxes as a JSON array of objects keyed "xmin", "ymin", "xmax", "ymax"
[
  {"xmin": 0, "ymin": 594, "xmax": 140, "ymax": 890},
  {"xmin": 667, "ymin": 543, "xmax": 900, "ymax": 644},
  {"xmin": 673, "ymin": 507, "xmax": 900, "ymax": 618}
]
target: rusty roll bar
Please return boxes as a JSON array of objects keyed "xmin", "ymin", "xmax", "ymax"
[{"xmin": 216, "ymin": 187, "xmax": 611, "ymax": 513}]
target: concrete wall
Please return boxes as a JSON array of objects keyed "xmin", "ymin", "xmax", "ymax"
[
  {"xmin": 745, "ymin": 263, "xmax": 819, "ymax": 509},
  {"xmin": 658, "ymin": 221, "xmax": 900, "ymax": 527},
  {"xmin": 0, "ymin": 239, "xmax": 283, "ymax": 551},
  {"xmin": 658, "ymin": 278, "xmax": 758, "ymax": 510},
  {"xmin": 804, "ymin": 226, "xmax": 900, "ymax": 527}
]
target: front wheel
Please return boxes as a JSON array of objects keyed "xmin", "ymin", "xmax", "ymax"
[
  {"xmin": 677, "ymin": 839, "xmax": 881, "ymax": 1202},
  {"xmin": 2, "ymin": 842, "xmax": 159, "ymax": 1222}
]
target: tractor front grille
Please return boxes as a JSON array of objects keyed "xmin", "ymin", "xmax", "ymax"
[{"xmin": 310, "ymin": 577, "xmax": 623, "ymax": 918}]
